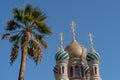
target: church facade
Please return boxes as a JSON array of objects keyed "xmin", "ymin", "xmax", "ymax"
[{"xmin": 53, "ymin": 21, "xmax": 101, "ymax": 80}]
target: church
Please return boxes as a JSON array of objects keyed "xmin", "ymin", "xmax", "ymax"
[{"xmin": 53, "ymin": 21, "xmax": 102, "ymax": 80}]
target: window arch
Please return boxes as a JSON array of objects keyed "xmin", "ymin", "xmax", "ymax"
[
  {"xmin": 94, "ymin": 66, "xmax": 97, "ymax": 74},
  {"xmin": 75, "ymin": 65, "xmax": 79, "ymax": 77},
  {"xmin": 70, "ymin": 66, "xmax": 73, "ymax": 77},
  {"xmin": 62, "ymin": 66, "xmax": 64, "ymax": 74}
]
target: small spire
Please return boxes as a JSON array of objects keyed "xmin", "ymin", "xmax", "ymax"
[
  {"xmin": 89, "ymin": 33, "xmax": 95, "ymax": 52},
  {"xmin": 70, "ymin": 21, "xmax": 76, "ymax": 41},
  {"xmin": 59, "ymin": 32, "xmax": 64, "ymax": 51}
]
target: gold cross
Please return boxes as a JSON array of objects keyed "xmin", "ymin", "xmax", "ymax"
[
  {"xmin": 70, "ymin": 21, "xmax": 76, "ymax": 27},
  {"xmin": 70, "ymin": 21, "xmax": 76, "ymax": 40},
  {"xmin": 89, "ymin": 33, "xmax": 95, "ymax": 52},
  {"xmin": 89, "ymin": 33, "xmax": 93, "ymax": 45}
]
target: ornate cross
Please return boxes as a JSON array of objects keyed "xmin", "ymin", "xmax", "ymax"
[
  {"xmin": 89, "ymin": 33, "xmax": 95, "ymax": 52},
  {"xmin": 70, "ymin": 21, "xmax": 76, "ymax": 40},
  {"xmin": 59, "ymin": 32, "xmax": 63, "ymax": 50}
]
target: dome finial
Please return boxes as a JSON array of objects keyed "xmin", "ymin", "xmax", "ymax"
[
  {"xmin": 59, "ymin": 32, "xmax": 64, "ymax": 51},
  {"xmin": 70, "ymin": 21, "xmax": 76, "ymax": 41},
  {"xmin": 89, "ymin": 33, "xmax": 95, "ymax": 52}
]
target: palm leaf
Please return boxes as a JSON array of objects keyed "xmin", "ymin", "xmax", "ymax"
[
  {"xmin": 29, "ymin": 39, "xmax": 42, "ymax": 64},
  {"xmin": 6, "ymin": 20, "xmax": 20, "ymax": 31},
  {"xmin": 24, "ymin": 4, "xmax": 32, "ymax": 15},
  {"xmin": 13, "ymin": 8, "xmax": 24, "ymax": 23},
  {"xmin": 28, "ymin": 47, "xmax": 34, "ymax": 57},
  {"xmin": 33, "ymin": 32, "xmax": 44, "ymax": 40},
  {"xmin": 10, "ymin": 41, "xmax": 19, "ymax": 65},
  {"xmin": 34, "ymin": 23, "xmax": 51, "ymax": 34},
  {"xmin": 25, "ymin": 14, "xmax": 34, "ymax": 21},
  {"xmin": 37, "ymin": 14, "xmax": 47, "ymax": 22},
  {"xmin": 32, "ymin": 7, "xmax": 42, "ymax": 19},
  {"xmin": 40, "ymin": 26, "xmax": 51, "ymax": 34},
  {"xmin": 9, "ymin": 34, "xmax": 20, "ymax": 42},
  {"xmin": 1, "ymin": 33, "xmax": 10, "ymax": 40},
  {"xmin": 40, "ymin": 39, "xmax": 48, "ymax": 49}
]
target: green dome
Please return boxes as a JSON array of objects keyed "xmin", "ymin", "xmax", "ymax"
[
  {"xmin": 55, "ymin": 50, "xmax": 69, "ymax": 61},
  {"xmin": 53, "ymin": 65, "xmax": 58, "ymax": 75},
  {"xmin": 86, "ymin": 51, "xmax": 100, "ymax": 62},
  {"xmin": 83, "ymin": 64, "xmax": 90, "ymax": 74}
]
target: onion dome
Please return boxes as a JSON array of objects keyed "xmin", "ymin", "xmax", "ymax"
[
  {"xmin": 87, "ymin": 51, "xmax": 100, "ymax": 62},
  {"xmin": 53, "ymin": 65, "xmax": 58, "ymax": 76},
  {"xmin": 65, "ymin": 40, "xmax": 87, "ymax": 59},
  {"xmin": 55, "ymin": 49, "xmax": 69, "ymax": 61},
  {"xmin": 65, "ymin": 21, "xmax": 87, "ymax": 59},
  {"xmin": 83, "ymin": 64, "xmax": 90, "ymax": 75},
  {"xmin": 86, "ymin": 33, "xmax": 100, "ymax": 62},
  {"xmin": 55, "ymin": 32, "xmax": 69, "ymax": 61}
]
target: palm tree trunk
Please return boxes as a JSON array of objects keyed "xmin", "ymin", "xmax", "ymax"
[{"xmin": 18, "ymin": 37, "xmax": 28, "ymax": 80}]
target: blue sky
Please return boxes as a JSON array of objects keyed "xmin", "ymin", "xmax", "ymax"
[{"xmin": 0, "ymin": 0, "xmax": 120, "ymax": 80}]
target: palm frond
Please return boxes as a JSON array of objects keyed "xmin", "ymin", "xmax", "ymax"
[
  {"xmin": 33, "ymin": 32, "xmax": 44, "ymax": 40},
  {"xmin": 40, "ymin": 26, "xmax": 51, "ymax": 34},
  {"xmin": 9, "ymin": 34, "xmax": 20, "ymax": 42},
  {"xmin": 37, "ymin": 25, "xmax": 51, "ymax": 34},
  {"xmin": 32, "ymin": 32, "xmax": 47, "ymax": 48},
  {"xmin": 40, "ymin": 39, "xmax": 48, "ymax": 49},
  {"xmin": 13, "ymin": 8, "xmax": 24, "ymax": 23},
  {"xmin": 10, "ymin": 41, "xmax": 19, "ymax": 65},
  {"xmin": 6, "ymin": 20, "xmax": 20, "ymax": 31},
  {"xmin": 25, "ymin": 14, "xmax": 34, "ymax": 21},
  {"xmin": 1, "ymin": 33, "xmax": 10, "ymax": 40},
  {"xmin": 32, "ymin": 7, "xmax": 42, "ymax": 19},
  {"xmin": 24, "ymin": 4, "xmax": 32, "ymax": 15},
  {"xmin": 37, "ymin": 14, "xmax": 47, "ymax": 22},
  {"xmin": 24, "ymin": 4, "xmax": 34, "ymax": 22},
  {"xmin": 28, "ymin": 47, "xmax": 34, "ymax": 57},
  {"xmin": 29, "ymin": 39, "xmax": 42, "ymax": 64},
  {"xmin": 33, "ymin": 21, "xmax": 51, "ymax": 34}
]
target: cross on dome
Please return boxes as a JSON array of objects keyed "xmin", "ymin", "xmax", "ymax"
[
  {"xmin": 89, "ymin": 33, "xmax": 95, "ymax": 52},
  {"xmin": 59, "ymin": 32, "xmax": 63, "ymax": 51},
  {"xmin": 70, "ymin": 21, "xmax": 76, "ymax": 41}
]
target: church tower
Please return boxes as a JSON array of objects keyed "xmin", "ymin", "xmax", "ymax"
[
  {"xmin": 53, "ymin": 22, "xmax": 102, "ymax": 80},
  {"xmin": 86, "ymin": 33, "xmax": 101, "ymax": 80},
  {"xmin": 65, "ymin": 21, "xmax": 86, "ymax": 80},
  {"xmin": 53, "ymin": 33, "xmax": 69, "ymax": 80}
]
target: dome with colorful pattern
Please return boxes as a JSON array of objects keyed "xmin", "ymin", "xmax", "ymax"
[
  {"xmin": 53, "ymin": 65, "xmax": 58, "ymax": 76},
  {"xmin": 86, "ymin": 50, "xmax": 100, "ymax": 62},
  {"xmin": 55, "ymin": 32, "xmax": 69, "ymax": 61},
  {"xmin": 55, "ymin": 49, "xmax": 69, "ymax": 61},
  {"xmin": 86, "ymin": 33, "xmax": 100, "ymax": 62},
  {"xmin": 83, "ymin": 64, "xmax": 90, "ymax": 75}
]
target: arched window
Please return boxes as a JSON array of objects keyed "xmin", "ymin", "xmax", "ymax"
[
  {"xmin": 62, "ymin": 66, "xmax": 64, "ymax": 74},
  {"xmin": 75, "ymin": 65, "xmax": 79, "ymax": 77},
  {"xmin": 70, "ymin": 66, "xmax": 73, "ymax": 77},
  {"xmin": 95, "ymin": 66, "xmax": 97, "ymax": 74}
]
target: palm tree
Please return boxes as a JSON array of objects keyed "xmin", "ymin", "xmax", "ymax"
[{"xmin": 1, "ymin": 4, "xmax": 51, "ymax": 80}]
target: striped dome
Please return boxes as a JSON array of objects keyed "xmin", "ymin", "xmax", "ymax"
[
  {"xmin": 55, "ymin": 50, "xmax": 69, "ymax": 61},
  {"xmin": 83, "ymin": 64, "xmax": 90, "ymax": 75},
  {"xmin": 86, "ymin": 51, "xmax": 100, "ymax": 62},
  {"xmin": 53, "ymin": 65, "xmax": 58, "ymax": 75}
]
